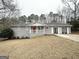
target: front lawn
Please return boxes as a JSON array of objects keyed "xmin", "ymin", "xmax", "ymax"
[{"xmin": 0, "ymin": 36, "xmax": 79, "ymax": 59}]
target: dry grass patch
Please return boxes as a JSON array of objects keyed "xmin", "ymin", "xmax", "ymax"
[{"xmin": 0, "ymin": 36, "xmax": 79, "ymax": 59}]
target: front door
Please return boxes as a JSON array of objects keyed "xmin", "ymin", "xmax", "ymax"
[{"xmin": 31, "ymin": 26, "xmax": 36, "ymax": 33}]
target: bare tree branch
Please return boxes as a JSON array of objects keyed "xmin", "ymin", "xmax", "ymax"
[
  {"xmin": 62, "ymin": 0, "xmax": 79, "ymax": 20},
  {"xmin": 0, "ymin": 0, "xmax": 20, "ymax": 18}
]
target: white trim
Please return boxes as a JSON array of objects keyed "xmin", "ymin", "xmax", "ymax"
[
  {"xmin": 51, "ymin": 27, "xmax": 54, "ymax": 34},
  {"xmin": 67, "ymin": 27, "xmax": 71, "ymax": 34},
  {"xmin": 58, "ymin": 27, "xmax": 62, "ymax": 34}
]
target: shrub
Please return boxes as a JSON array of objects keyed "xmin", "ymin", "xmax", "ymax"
[
  {"xmin": 25, "ymin": 36, "xmax": 30, "ymax": 39},
  {"xmin": 16, "ymin": 36, "xmax": 20, "ymax": 39},
  {"xmin": 21, "ymin": 37, "xmax": 25, "ymax": 39},
  {"xmin": 0, "ymin": 28, "xmax": 14, "ymax": 39},
  {"xmin": 69, "ymin": 20, "xmax": 79, "ymax": 31},
  {"xmin": 12, "ymin": 37, "xmax": 16, "ymax": 39}
]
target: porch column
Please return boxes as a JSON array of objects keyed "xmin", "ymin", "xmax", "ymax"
[
  {"xmin": 58, "ymin": 27, "xmax": 62, "ymax": 34},
  {"xmin": 70, "ymin": 27, "xmax": 71, "ymax": 33},
  {"xmin": 51, "ymin": 27, "xmax": 54, "ymax": 34},
  {"xmin": 36, "ymin": 26, "xmax": 38, "ymax": 34},
  {"xmin": 29, "ymin": 27, "xmax": 31, "ymax": 34},
  {"xmin": 29, "ymin": 26, "xmax": 32, "ymax": 38},
  {"xmin": 67, "ymin": 27, "xmax": 71, "ymax": 34},
  {"xmin": 43, "ymin": 27, "xmax": 45, "ymax": 34}
]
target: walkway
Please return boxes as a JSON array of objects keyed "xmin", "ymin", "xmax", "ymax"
[{"xmin": 55, "ymin": 34, "xmax": 79, "ymax": 42}]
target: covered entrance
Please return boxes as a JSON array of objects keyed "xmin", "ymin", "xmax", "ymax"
[
  {"xmin": 31, "ymin": 26, "xmax": 45, "ymax": 36},
  {"xmin": 31, "ymin": 26, "xmax": 44, "ymax": 33},
  {"xmin": 29, "ymin": 23, "xmax": 46, "ymax": 37}
]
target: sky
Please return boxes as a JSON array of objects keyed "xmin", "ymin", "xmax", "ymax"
[{"xmin": 16, "ymin": 0, "xmax": 63, "ymax": 16}]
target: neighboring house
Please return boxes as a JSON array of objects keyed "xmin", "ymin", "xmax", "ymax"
[{"xmin": 11, "ymin": 13, "xmax": 72, "ymax": 38}]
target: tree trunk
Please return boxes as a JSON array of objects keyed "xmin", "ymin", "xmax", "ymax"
[{"xmin": 74, "ymin": 3, "xmax": 77, "ymax": 20}]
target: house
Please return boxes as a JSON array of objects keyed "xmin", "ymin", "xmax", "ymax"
[
  {"xmin": 11, "ymin": 13, "xmax": 72, "ymax": 38},
  {"xmin": 11, "ymin": 22, "xmax": 72, "ymax": 38}
]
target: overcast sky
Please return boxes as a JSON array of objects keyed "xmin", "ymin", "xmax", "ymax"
[{"xmin": 16, "ymin": 0, "xmax": 63, "ymax": 16}]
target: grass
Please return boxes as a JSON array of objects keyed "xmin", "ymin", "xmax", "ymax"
[{"xmin": 0, "ymin": 35, "xmax": 79, "ymax": 59}]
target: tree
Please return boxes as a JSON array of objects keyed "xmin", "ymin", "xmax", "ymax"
[
  {"xmin": 10, "ymin": 17, "xmax": 19, "ymax": 25},
  {"xmin": 0, "ymin": 0, "xmax": 20, "ymax": 18},
  {"xmin": 30, "ymin": 14, "xmax": 35, "ymax": 19},
  {"xmin": 40, "ymin": 14, "xmax": 46, "ymax": 23},
  {"xmin": 19, "ymin": 15, "xmax": 27, "ymax": 23},
  {"xmin": 61, "ymin": 0, "xmax": 79, "ymax": 31},
  {"xmin": 28, "ymin": 14, "xmax": 39, "ymax": 23},
  {"xmin": 48, "ymin": 12, "xmax": 53, "ymax": 22},
  {"xmin": 40, "ymin": 14, "xmax": 46, "ymax": 20},
  {"xmin": 0, "ymin": 0, "xmax": 20, "ymax": 31},
  {"xmin": 0, "ymin": 18, "xmax": 10, "ymax": 30},
  {"xmin": 48, "ymin": 12, "xmax": 53, "ymax": 17},
  {"xmin": 28, "ymin": 16, "xmax": 32, "ymax": 22},
  {"xmin": 34, "ymin": 15, "xmax": 39, "ymax": 22},
  {"xmin": 62, "ymin": 0, "xmax": 79, "ymax": 20},
  {"xmin": 0, "ymin": 17, "xmax": 19, "ymax": 31},
  {"xmin": 70, "ymin": 20, "xmax": 79, "ymax": 31},
  {"xmin": 57, "ymin": 7, "xmax": 72, "ymax": 22}
]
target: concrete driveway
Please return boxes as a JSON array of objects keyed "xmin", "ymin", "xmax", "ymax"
[{"xmin": 55, "ymin": 34, "xmax": 79, "ymax": 42}]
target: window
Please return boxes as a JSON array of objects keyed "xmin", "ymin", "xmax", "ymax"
[{"xmin": 38, "ymin": 26, "xmax": 44, "ymax": 30}]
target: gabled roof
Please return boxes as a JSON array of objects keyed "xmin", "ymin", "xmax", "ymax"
[
  {"xmin": 11, "ymin": 23, "xmax": 26, "ymax": 27},
  {"xmin": 26, "ymin": 23, "xmax": 46, "ymax": 26},
  {"xmin": 11, "ymin": 22, "xmax": 46, "ymax": 27},
  {"xmin": 46, "ymin": 22, "xmax": 72, "ymax": 27},
  {"xmin": 11, "ymin": 22, "xmax": 72, "ymax": 27}
]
